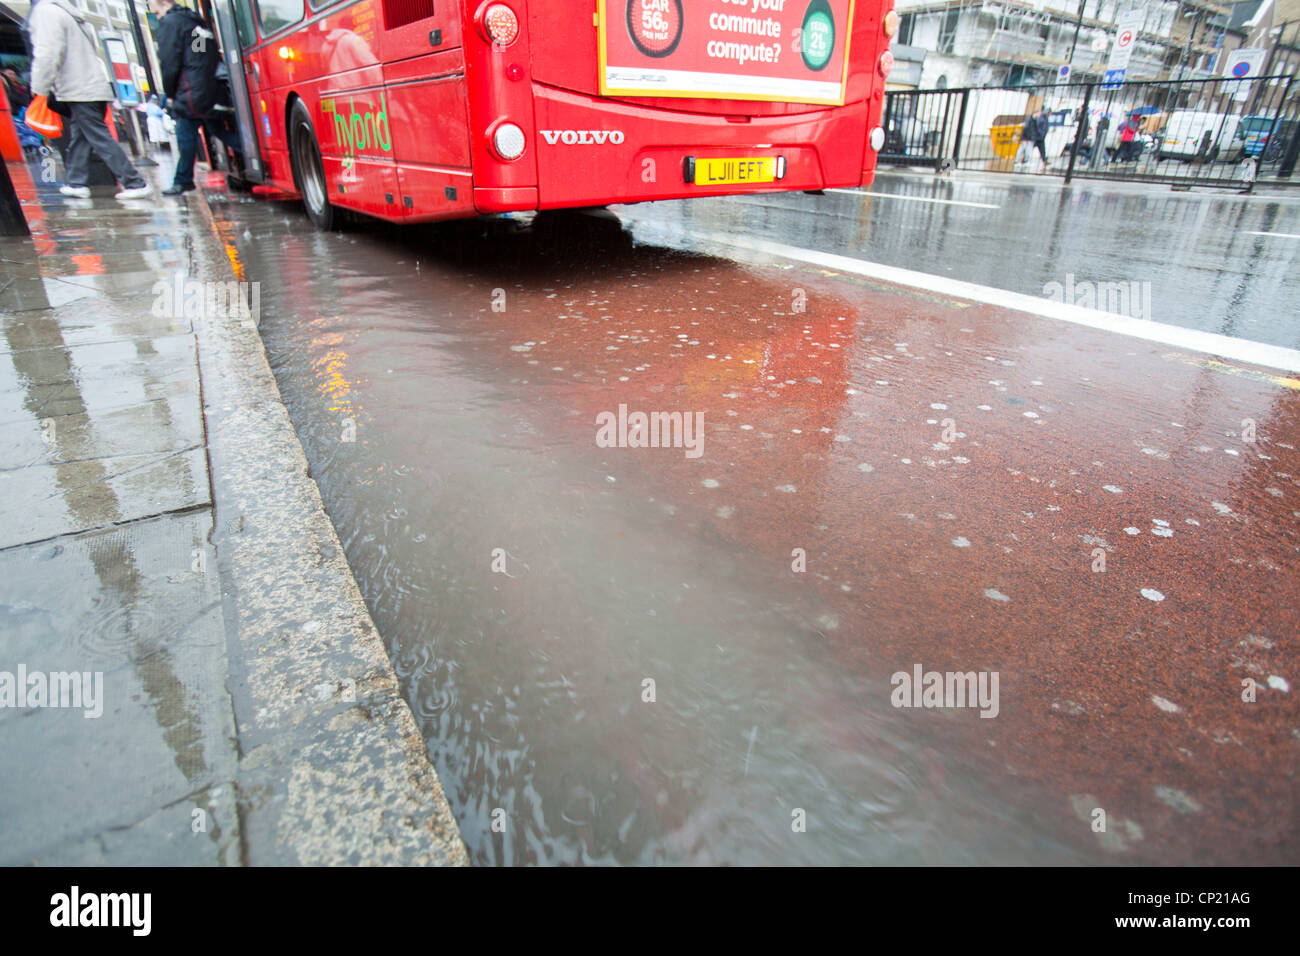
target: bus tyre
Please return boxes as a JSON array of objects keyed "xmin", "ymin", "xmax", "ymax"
[{"xmin": 288, "ymin": 98, "xmax": 337, "ymax": 231}]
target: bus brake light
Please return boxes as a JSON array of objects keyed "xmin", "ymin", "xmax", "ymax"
[
  {"xmin": 478, "ymin": 3, "xmax": 520, "ymax": 47},
  {"xmin": 879, "ymin": 50, "xmax": 894, "ymax": 78}
]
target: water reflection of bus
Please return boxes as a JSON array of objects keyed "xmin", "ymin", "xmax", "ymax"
[{"xmin": 209, "ymin": 0, "xmax": 901, "ymax": 229}]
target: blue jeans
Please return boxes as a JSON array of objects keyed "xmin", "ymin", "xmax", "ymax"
[{"xmin": 172, "ymin": 113, "xmax": 242, "ymax": 188}]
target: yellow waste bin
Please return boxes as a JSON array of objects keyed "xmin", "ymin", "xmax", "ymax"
[{"xmin": 989, "ymin": 115, "xmax": 1025, "ymax": 170}]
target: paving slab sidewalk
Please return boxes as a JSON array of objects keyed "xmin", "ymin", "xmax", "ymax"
[{"xmin": 0, "ymin": 162, "xmax": 467, "ymax": 866}]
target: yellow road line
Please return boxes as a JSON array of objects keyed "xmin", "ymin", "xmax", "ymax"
[{"xmin": 1164, "ymin": 352, "xmax": 1300, "ymax": 390}]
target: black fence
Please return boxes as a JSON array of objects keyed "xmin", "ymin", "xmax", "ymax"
[{"xmin": 882, "ymin": 73, "xmax": 1300, "ymax": 189}]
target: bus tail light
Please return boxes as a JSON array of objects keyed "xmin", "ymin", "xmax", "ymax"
[
  {"xmin": 477, "ymin": 3, "xmax": 520, "ymax": 46},
  {"xmin": 490, "ymin": 122, "xmax": 526, "ymax": 161},
  {"xmin": 879, "ymin": 50, "xmax": 894, "ymax": 78}
]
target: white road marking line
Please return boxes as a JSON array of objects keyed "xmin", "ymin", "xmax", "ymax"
[
  {"xmin": 629, "ymin": 225, "xmax": 1300, "ymax": 374},
  {"xmin": 1246, "ymin": 230, "xmax": 1300, "ymax": 239},
  {"xmin": 828, "ymin": 188, "xmax": 1001, "ymax": 209}
]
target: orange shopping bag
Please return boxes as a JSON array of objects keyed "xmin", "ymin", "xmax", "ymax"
[{"xmin": 24, "ymin": 95, "xmax": 62, "ymax": 138}]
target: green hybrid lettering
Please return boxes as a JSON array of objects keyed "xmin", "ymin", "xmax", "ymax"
[{"xmin": 321, "ymin": 93, "xmax": 392, "ymax": 156}]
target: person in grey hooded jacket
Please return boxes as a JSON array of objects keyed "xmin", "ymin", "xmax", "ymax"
[{"xmin": 28, "ymin": 0, "xmax": 150, "ymax": 198}]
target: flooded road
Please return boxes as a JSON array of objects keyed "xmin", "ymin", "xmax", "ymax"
[{"xmin": 206, "ymin": 188, "xmax": 1299, "ymax": 865}]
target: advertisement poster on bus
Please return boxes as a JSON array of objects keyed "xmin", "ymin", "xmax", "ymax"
[{"xmin": 599, "ymin": 0, "xmax": 856, "ymax": 105}]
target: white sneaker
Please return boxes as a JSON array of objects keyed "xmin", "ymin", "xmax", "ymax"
[
  {"xmin": 115, "ymin": 184, "xmax": 152, "ymax": 200},
  {"xmin": 60, "ymin": 185, "xmax": 91, "ymax": 198}
]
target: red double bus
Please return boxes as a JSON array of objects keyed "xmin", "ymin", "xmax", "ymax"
[{"xmin": 209, "ymin": 0, "xmax": 898, "ymax": 229}]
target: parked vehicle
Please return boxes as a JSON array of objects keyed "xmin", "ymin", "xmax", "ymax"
[
  {"xmin": 1158, "ymin": 111, "xmax": 1241, "ymax": 161},
  {"xmin": 1232, "ymin": 115, "xmax": 1298, "ymax": 162}
]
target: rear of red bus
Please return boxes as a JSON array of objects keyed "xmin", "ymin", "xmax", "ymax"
[
  {"xmin": 237, "ymin": 0, "xmax": 897, "ymax": 225},
  {"xmin": 468, "ymin": 1, "xmax": 897, "ymax": 215}
]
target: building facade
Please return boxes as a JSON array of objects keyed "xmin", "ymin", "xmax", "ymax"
[{"xmin": 894, "ymin": 0, "xmax": 1241, "ymax": 88}]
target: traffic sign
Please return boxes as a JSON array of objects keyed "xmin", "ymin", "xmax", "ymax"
[
  {"xmin": 1224, "ymin": 47, "xmax": 1265, "ymax": 78},
  {"xmin": 1105, "ymin": 10, "xmax": 1145, "ymax": 78},
  {"xmin": 1058, "ymin": 64, "xmax": 1070, "ymax": 81},
  {"xmin": 1224, "ymin": 47, "xmax": 1266, "ymax": 102}
]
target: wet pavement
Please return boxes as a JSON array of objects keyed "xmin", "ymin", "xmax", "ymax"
[
  {"xmin": 205, "ymin": 184, "xmax": 1300, "ymax": 865},
  {"xmin": 0, "ymin": 162, "xmax": 466, "ymax": 865}
]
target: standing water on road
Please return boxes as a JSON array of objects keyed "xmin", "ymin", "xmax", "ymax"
[{"xmin": 207, "ymin": 195, "xmax": 1298, "ymax": 865}]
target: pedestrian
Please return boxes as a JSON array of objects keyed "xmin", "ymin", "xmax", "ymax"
[
  {"xmin": 2, "ymin": 67, "xmax": 31, "ymax": 113},
  {"xmin": 143, "ymin": 94, "xmax": 169, "ymax": 145},
  {"xmin": 1117, "ymin": 112, "xmax": 1139, "ymax": 163},
  {"xmin": 149, "ymin": 0, "xmax": 241, "ymax": 195},
  {"xmin": 1074, "ymin": 105, "xmax": 1090, "ymax": 162},
  {"xmin": 1032, "ymin": 108, "xmax": 1050, "ymax": 169},
  {"xmin": 1017, "ymin": 112, "xmax": 1036, "ymax": 168},
  {"xmin": 27, "ymin": 0, "xmax": 151, "ymax": 199},
  {"xmin": 1, "ymin": 68, "xmax": 41, "ymax": 157}
]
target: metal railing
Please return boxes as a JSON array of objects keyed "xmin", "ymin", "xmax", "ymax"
[{"xmin": 881, "ymin": 74, "xmax": 1300, "ymax": 188}]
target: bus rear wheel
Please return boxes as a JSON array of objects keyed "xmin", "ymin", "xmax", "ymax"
[{"xmin": 288, "ymin": 98, "xmax": 337, "ymax": 231}]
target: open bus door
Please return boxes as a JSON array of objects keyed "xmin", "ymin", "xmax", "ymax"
[{"xmin": 210, "ymin": 0, "xmax": 265, "ymax": 184}]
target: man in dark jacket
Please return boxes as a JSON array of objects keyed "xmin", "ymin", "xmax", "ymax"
[
  {"xmin": 1032, "ymin": 109, "xmax": 1050, "ymax": 165},
  {"xmin": 148, "ymin": 0, "xmax": 240, "ymax": 194}
]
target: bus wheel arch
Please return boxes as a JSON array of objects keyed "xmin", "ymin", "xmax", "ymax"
[{"xmin": 287, "ymin": 95, "xmax": 338, "ymax": 231}]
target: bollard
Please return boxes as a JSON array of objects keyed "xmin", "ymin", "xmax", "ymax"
[{"xmin": 0, "ymin": 159, "xmax": 31, "ymax": 236}]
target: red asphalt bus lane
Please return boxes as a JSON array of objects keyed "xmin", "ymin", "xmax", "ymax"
[{"xmin": 491, "ymin": 253, "xmax": 1299, "ymax": 864}]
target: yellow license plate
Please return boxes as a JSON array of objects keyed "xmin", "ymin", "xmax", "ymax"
[{"xmin": 696, "ymin": 157, "xmax": 777, "ymax": 186}]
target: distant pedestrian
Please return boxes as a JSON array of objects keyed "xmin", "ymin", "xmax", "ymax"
[
  {"xmin": 143, "ymin": 95, "xmax": 169, "ymax": 144},
  {"xmin": 1074, "ymin": 105, "xmax": 1090, "ymax": 162},
  {"xmin": 1032, "ymin": 108, "xmax": 1049, "ymax": 168},
  {"xmin": 1117, "ymin": 113, "xmax": 1140, "ymax": 162},
  {"xmin": 149, "ymin": 0, "xmax": 241, "ymax": 195},
  {"xmin": 1017, "ymin": 112, "xmax": 1036, "ymax": 167},
  {"xmin": 2, "ymin": 67, "xmax": 31, "ymax": 113},
  {"xmin": 28, "ymin": 0, "xmax": 151, "ymax": 199}
]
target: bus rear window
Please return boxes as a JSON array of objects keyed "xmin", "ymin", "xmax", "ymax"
[{"xmin": 255, "ymin": 0, "xmax": 304, "ymax": 35}]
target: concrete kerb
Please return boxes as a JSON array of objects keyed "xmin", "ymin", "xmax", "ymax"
[{"xmin": 185, "ymin": 190, "xmax": 468, "ymax": 866}]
